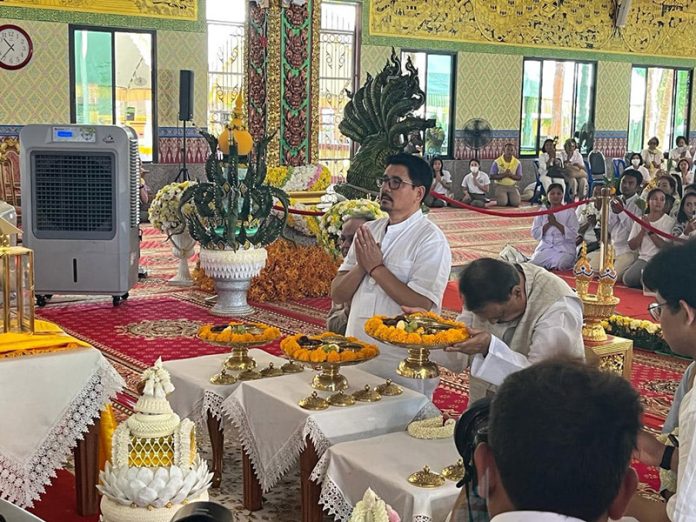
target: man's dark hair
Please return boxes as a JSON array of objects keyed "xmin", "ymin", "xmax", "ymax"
[
  {"xmin": 684, "ymin": 183, "xmax": 696, "ymax": 195},
  {"xmin": 620, "ymin": 169, "xmax": 643, "ymax": 186},
  {"xmin": 643, "ymin": 240, "xmax": 696, "ymax": 312},
  {"xmin": 386, "ymin": 153, "xmax": 433, "ymax": 201},
  {"xmin": 489, "ymin": 359, "xmax": 641, "ymax": 521},
  {"xmin": 458, "ymin": 258, "xmax": 521, "ymax": 312}
]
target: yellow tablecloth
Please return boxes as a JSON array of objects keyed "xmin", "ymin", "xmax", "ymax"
[{"xmin": 0, "ymin": 320, "xmax": 90, "ymax": 357}]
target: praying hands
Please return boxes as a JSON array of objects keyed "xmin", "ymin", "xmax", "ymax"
[{"xmin": 354, "ymin": 226, "xmax": 384, "ymax": 275}]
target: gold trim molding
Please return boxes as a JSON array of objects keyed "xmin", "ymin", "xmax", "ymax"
[
  {"xmin": 369, "ymin": 0, "xmax": 696, "ymax": 59},
  {"xmin": 2, "ymin": 0, "xmax": 198, "ymax": 21}
]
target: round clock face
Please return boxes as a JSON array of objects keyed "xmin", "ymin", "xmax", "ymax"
[{"xmin": 0, "ymin": 25, "xmax": 33, "ymax": 70}]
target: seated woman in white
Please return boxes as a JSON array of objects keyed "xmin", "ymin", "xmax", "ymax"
[
  {"xmin": 426, "ymin": 156, "xmax": 451, "ymax": 208},
  {"xmin": 676, "ymin": 158, "xmax": 694, "ymax": 188},
  {"xmin": 623, "ymin": 188, "xmax": 675, "ymax": 288},
  {"xmin": 626, "ymin": 152, "xmax": 651, "ymax": 186},
  {"xmin": 656, "ymin": 175, "xmax": 681, "ymax": 217},
  {"xmin": 537, "ymin": 138, "xmax": 566, "ymax": 193},
  {"xmin": 669, "ymin": 135, "xmax": 692, "ymax": 172},
  {"xmin": 530, "ymin": 183, "xmax": 579, "ymax": 270},
  {"xmin": 460, "ymin": 158, "xmax": 494, "ymax": 208},
  {"xmin": 642, "ymin": 136, "xmax": 664, "ymax": 178},
  {"xmin": 672, "ymin": 192, "xmax": 696, "ymax": 239},
  {"xmin": 561, "ymin": 138, "xmax": 587, "ymax": 200}
]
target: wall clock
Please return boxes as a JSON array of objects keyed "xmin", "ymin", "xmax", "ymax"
[{"xmin": 0, "ymin": 24, "xmax": 33, "ymax": 70}]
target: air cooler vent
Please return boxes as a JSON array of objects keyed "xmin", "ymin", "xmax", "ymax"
[{"xmin": 31, "ymin": 151, "xmax": 116, "ymax": 240}]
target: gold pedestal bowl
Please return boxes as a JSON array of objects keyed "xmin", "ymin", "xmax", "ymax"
[
  {"xmin": 394, "ymin": 344, "xmax": 444, "ymax": 380},
  {"xmin": 581, "ymin": 294, "xmax": 619, "ymax": 343},
  {"xmin": 198, "ymin": 338, "xmax": 273, "ymax": 385}
]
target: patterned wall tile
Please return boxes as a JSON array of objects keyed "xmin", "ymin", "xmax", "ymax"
[
  {"xmin": 456, "ymin": 51, "xmax": 522, "ymax": 130},
  {"xmin": 0, "ymin": 18, "xmax": 70, "ymax": 124},
  {"xmin": 595, "ymin": 61, "xmax": 631, "ymax": 131},
  {"xmin": 359, "ymin": 44, "xmax": 394, "ymax": 83},
  {"xmin": 156, "ymin": 30, "xmax": 208, "ymax": 128}
]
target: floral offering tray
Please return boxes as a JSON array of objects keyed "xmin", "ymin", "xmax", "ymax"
[
  {"xmin": 364, "ymin": 311, "xmax": 469, "ymax": 348},
  {"xmin": 280, "ymin": 332, "xmax": 379, "ymax": 365}
]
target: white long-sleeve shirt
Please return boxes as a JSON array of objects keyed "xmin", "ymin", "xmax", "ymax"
[
  {"xmin": 531, "ymin": 207, "xmax": 579, "ymax": 257},
  {"xmin": 608, "ymin": 193, "xmax": 643, "ymax": 256},
  {"xmin": 667, "ymin": 388, "xmax": 696, "ymax": 521},
  {"xmin": 456, "ymin": 296, "xmax": 584, "ymax": 387}
]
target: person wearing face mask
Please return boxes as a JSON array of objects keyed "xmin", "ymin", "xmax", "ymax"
[
  {"xmin": 448, "ymin": 257, "xmax": 584, "ymax": 402},
  {"xmin": 672, "ymin": 192, "xmax": 696, "ymax": 239},
  {"xmin": 669, "ymin": 136, "xmax": 692, "ymax": 173},
  {"xmin": 623, "ymin": 188, "xmax": 675, "ymax": 288},
  {"xmin": 625, "ymin": 152, "xmax": 651, "ymax": 186},
  {"xmin": 461, "ymin": 159, "xmax": 494, "ymax": 208},
  {"xmin": 642, "ymin": 136, "xmax": 664, "ymax": 177}
]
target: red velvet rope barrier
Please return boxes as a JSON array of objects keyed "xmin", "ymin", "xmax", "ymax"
[
  {"xmin": 619, "ymin": 205, "xmax": 687, "ymax": 243},
  {"xmin": 430, "ymin": 192, "xmax": 590, "ymax": 217}
]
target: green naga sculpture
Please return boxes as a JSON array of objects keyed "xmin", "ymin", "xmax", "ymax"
[
  {"xmin": 176, "ymin": 132, "xmax": 290, "ymax": 251},
  {"xmin": 336, "ymin": 48, "xmax": 435, "ymax": 199}
]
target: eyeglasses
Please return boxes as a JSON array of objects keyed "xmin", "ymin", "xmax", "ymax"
[
  {"xmin": 377, "ymin": 176, "xmax": 417, "ymax": 190},
  {"xmin": 648, "ymin": 302, "xmax": 667, "ymax": 321}
]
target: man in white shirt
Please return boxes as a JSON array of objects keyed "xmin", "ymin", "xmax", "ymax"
[
  {"xmin": 452, "ymin": 258, "xmax": 584, "ymax": 402},
  {"xmin": 625, "ymin": 241, "xmax": 696, "ymax": 521},
  {"xmin": 331, "ymin": 153, "xmax": 452, "ymax": 397},
  {"xmin": 589, "ymin": 170, "xmax": 644, "ymax": 278},
  {"xmin": 451, "ymin": 359, "xmax": 641, "ymax": 522}
]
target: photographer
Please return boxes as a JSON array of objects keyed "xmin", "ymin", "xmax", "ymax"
[{"xmin": 450, "ymin": 359, "xmax": 641, "ymax": 522}]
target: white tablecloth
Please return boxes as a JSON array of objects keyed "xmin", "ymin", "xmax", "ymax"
[
  {"xmin": 0, "ymin": 347, "xmax": 124, "ymax": 507},
  {"xmin": 221, "ymin": 366, "xmax": 432, "ymax": 491},
  {"xmin": 317, "ymin": 431, "xmax": 461, "ymax": 522},
  {"xmin": 164, "ymin": 350, "xmax": 288, "ymax": 425}
]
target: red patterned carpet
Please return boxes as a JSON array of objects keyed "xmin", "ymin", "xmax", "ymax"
[{"xmin": 27, "ymin": 223, "xmax": 689, "ymax": 519}]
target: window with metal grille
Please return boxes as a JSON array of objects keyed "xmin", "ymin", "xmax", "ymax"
[{"xmin": 31, "ymin": 152, "xmax": 116, "ymax": 240}]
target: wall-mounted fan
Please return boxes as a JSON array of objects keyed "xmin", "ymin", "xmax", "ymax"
[{"xmin": 460, "ymin": 118, "xmax": 493, "ymax": 158}]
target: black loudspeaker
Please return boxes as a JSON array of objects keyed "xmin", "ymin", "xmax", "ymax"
[{"xmin": 178, "ymin": 70, "xmax": 194, "ymax": 121}]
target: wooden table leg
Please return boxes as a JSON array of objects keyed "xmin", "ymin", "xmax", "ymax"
[
  {"xmin": 300, "ymin": 436, "xmax": 323, "ymax": 522},
  {"xmin": 74, "ymin": 418, "xmax": 100, "ymax": 516},
  {"xmin": 206, "ymin": 412, "xmax": 224, "ymax": 488},
  {"xmin": 242, "ymin": 451, "xmax": 263, "ymax": 511}
]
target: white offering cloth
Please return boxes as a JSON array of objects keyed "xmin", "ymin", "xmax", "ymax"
[
  {"xmin": 164, "ymin": 350, "xmax": 287, "ymax": 425},
  {"xmin": 221, "ymin": 366, "xmax": 432, "ymax": 492},
  {"xmin": 0, "ymin": 347, "xmax": 124, "ymax": 507},
  {"xmin": 316, "ymin": 431, "xmax": 461, "ymax": 522}
]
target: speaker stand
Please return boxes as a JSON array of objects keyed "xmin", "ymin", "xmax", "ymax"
[{"xmin": 175, "ymin": 120, "xmax": 191, "ymax": 182}]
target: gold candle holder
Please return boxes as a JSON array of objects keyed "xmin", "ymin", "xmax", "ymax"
[
  {"xmin": 209, "ymin": 367, "xmax": 238, "ymax": 385},
  {"xmin": 281, "ymin": 360, "xmax": 304, "ymax": 374},
  {"xmin": 376, "ymin": 379, "xmax": 403, "ymax": 396},
  {"xmin": 407, "ymin": 465, "xmax": 445, "ymax": 488},
  {"xmin": 259, "ymin": 362, "xmax": 284, "ymax": 378},
  {"xmin": 327, "ymin": 390, "xmax": 355, "ymax": 407},
  {"xmin": 298, "ymin": 391, "xmax": 329, "ymax": 410},
  {"xmin": 238, "ymin": 368, "xmax": 263, "ymax": 381},
  {"xmin": 352, "ymin": 385, "xmax": 382, "ymax": 402},
  {"xmin": 441, "ymin": 459, "xmax": 465, "ymax": 482}
]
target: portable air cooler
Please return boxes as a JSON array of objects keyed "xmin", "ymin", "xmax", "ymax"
[{"xmin": 20, "ymin": 125, "xmax": 140, "ymax": 305}]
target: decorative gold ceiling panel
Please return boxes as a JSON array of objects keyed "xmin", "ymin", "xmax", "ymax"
[
  {"xmin": 369, "ymin": 0, "xmax": 696, "ymax": 59},
  {"xmin": 1, "ymin": 0, "xmax": 198, "ymax": 21}
]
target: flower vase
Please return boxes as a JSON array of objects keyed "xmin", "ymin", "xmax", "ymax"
[
  {"xmin": 199, "ymin": 247, "xmax": 267, "ymax": 316},
  {"xmin": 168, "ymin": 231, "xmax": 196, "ymax": 286}
]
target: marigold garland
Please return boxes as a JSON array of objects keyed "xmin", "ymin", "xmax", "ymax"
[
  {"xmin": 193, "ymin": 239, "xmax": 339, "ymax": 301},
  {"xmin": 365, "ymin": 312, "xmax": 470, "ymax": 346},
  {"xmin": 198, "ymin": 321, "xmax": 281, "ymax": 344},
  {"xmin": 280, "ymin": 332, "xmax": 379, "ymax": 364}
]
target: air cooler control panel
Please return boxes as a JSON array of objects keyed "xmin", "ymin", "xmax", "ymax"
[{"xmin": 51, "ymin": 126, "xmax": 96, "ymax": 143}]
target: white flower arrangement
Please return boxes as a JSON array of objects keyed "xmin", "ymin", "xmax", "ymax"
[
  {"xmin": 266, "ymin": 164, "xmax": 331, "ymax": 192},
  {"xmin": 284, "ymin": 199, "xmax": 322, "ymax": 238},
  {"xmin": 148, "ymin": 181, "xmax": 197, "ymax": 233},
  {"xmin": 407, "ymin": 416, "xmax": 456, "ymax": 440},
  {"xmin": 318, "ymin": 199, "xmax": 386, "ymax": 258}
]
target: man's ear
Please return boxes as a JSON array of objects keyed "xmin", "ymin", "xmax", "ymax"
[
  {"xmin": 473, "ymin": 443, "xmax": 497, "ymax": 500},
  {"xmin": 607, "ymin": 467, "xmax": 638, "ymax": 520},
  {"xmin": 680, "ymin": 299, "xmax": 696, "ymax": 326}
]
